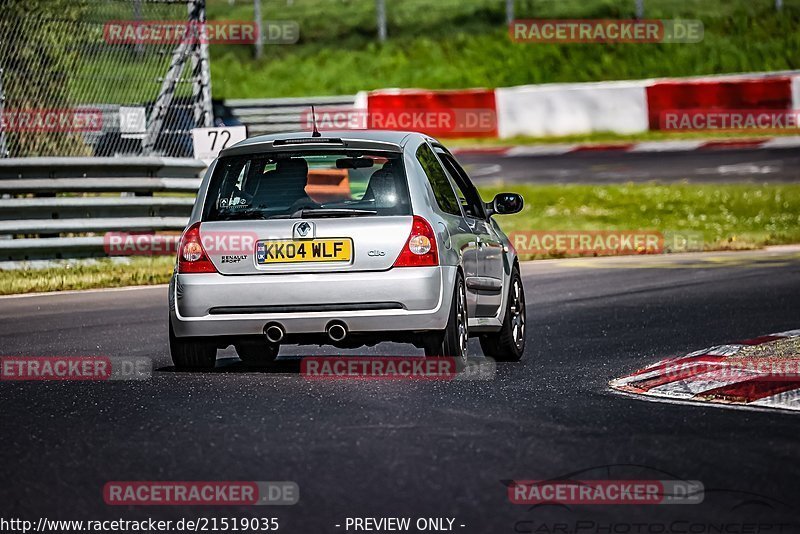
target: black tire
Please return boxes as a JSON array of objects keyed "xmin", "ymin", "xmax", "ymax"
[
  {"xmin": 235, "ymin": 340, "xmax": 280, "ymax": 366},
  {"xmin": 169, "ymin": 322, "xmax": 217, "ymax": 370},
  {"xmin": 480, "ymin": 267, "xmax": 526, "ymax": 362},
  {"xmin": 424, "ymin": 272, "xmax": 469, "ymax": 363}
]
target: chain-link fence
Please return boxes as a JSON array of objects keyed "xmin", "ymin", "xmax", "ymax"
[{"xmin": 0, "ymin": 0, "xmax": 213, "ymax": 158}]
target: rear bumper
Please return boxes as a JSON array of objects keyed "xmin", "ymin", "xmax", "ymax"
[{"xmin": 170, "ymin": 266, "xmax": 456, "ymax": 338}]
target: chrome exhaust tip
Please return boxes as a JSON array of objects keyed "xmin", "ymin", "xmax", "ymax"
[
  {"xmin": 264, "ymin": 323, "xmax": 285, "ymax": 343},
  {"xmin": 326, "ymin": 321, "xmax": 348, "ymax": 342}
]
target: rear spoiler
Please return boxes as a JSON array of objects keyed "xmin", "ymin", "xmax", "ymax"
[{"xmin": 219, "ymin": 137, "xmax": 403, "ymax": 157}]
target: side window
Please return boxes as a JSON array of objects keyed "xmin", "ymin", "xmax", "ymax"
[
  {"xmin": 416, "ymin": 143, "xmax": 462, "ymax": 216},
  {"xmin": 437, "ymin": 151, "xmax": 486, "ymax": 219},
  {"xmin": 449, "ymin": 178, "xmax": 477, "ymax": 219}
]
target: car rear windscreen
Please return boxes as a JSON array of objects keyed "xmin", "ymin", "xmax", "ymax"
[{"xmin": 203, "ymin": 151, "xmax": 411, "ymax": 221}]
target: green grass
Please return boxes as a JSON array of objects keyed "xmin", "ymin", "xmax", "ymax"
[
  {"xmin": 481, "ymin": 183, "xmax": 800, "ymax": 258},
  {"xmin": 203, "ymin": 0, "xmax": 800, "ymax": 98},
  {"xmin": 0, "ymin": 257, "xmax": 174, "ymax": 296},
  {"xmin": 1, "ymin": 183, "xmax": 798, "ymax": 294}
]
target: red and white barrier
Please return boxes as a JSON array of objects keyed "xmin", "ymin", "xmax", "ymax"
[
  {"xmin": 361, "ymin": 71, "xmax": 800, "ymax": 140},
  {"xmin": 365, "ymin": 88, "xmax": 497, "ymax": 138},
  {"xmin": 646, "ymin": 76, "xmax": 794, "ymax": 130},
  {"xmin": 495, "ymin": 80, "xmax": 649, "ymax": 137},
  {"xmin": 791, "ymin": 75, "xmax": 800, "ymax": 111}
]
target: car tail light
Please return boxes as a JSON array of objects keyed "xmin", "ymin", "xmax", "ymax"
[
  {"xmin": 393, "ymin": 216, "xmax": 439, "ymax": 267},
  {"xmin": 177, "ymin": 222, "xmax": 217, "ymax": 274}
]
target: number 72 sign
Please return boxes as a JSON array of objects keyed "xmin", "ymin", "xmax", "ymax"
[{"xmin": 192, "ymin": 126, "xmax": 247, "ymax": 163}]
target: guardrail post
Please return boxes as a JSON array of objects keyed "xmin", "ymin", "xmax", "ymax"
[
  {"xmin": 0, "ymin": 68, "xmax": 6, "ymax": 158},
  {"xmin": 376, "ymin": 0, "xmax": 387, "ymax": 43},
  {"xmin": 254, "ymin": 0, "xmax": 263, "ymax": 58}
]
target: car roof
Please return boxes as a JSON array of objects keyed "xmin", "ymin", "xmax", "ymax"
[{"xmin": 219, "ymin": 130, "xmax": 432, "ymax": 157}]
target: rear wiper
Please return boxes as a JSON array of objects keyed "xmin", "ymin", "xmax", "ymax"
[{"xmin": 293, "ymin": 208, "xmax": 378, "ymax": 218}]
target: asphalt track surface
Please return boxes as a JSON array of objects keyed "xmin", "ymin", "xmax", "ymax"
[
  {"xmin": 458, "ymin": 146, "xmax": 800, "ymax": 184},
  {"xmin": 1, "ymin": 249, "xmax": 800, "ymax": 533}
]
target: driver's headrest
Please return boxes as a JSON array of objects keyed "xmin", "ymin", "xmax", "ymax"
[
  {"xmin": 379, "ymin": 160, "xmax": 397, "ymax": 171},
  {"xmin": 276, "ymin": 158, "xmax": 308, "ymax": 175},
  {"xmin": 366, "ymin": 163, "xmax": 399, "ymax": 209}
]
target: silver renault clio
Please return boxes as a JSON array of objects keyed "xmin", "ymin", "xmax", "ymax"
[{"xmin": 169, "ymin": 130, "xmax": 526, "ymax": 369}]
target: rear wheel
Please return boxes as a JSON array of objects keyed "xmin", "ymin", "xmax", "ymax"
[
  {"xmin": 480, "ymin": 267, "xmax": 526, "ymax": 362},
  {"xmin": 169, "ymin": 322, "xmax": 217, "ymax": 370},
  {"xmin": 424, "ymin": 273, "xmax": 468, "ymax": 363},
  {"xmin": 235, "ymin": 340, "xmax": 280, "ymax": 366}
]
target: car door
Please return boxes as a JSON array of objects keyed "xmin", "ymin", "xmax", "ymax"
[
  {"xmin": 415, "ymin": 143, "xmax": 481, "ymax": 317},
  {"xmin": 435, "ymin": 147, "xmax": 505, "ymax": 318}
]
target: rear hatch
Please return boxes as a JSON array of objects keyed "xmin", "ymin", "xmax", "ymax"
[
  {"xmin": 201, "ymin": 217, "xmax": 411, "ymax": 274},
  {"xmin": 198, "ymin": 147, "xmax": 414, "ymax": 275}
]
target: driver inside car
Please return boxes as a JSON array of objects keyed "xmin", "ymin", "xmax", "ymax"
[
  {"xmin": 364, "ymin": 161, "xmax": 402, "ymax": 212},
  {"xmin": 251, "ymin": 158, "xmax": 316, "ymax": 211}
]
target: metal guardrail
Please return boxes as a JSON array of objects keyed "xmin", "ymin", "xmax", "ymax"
[
  {"xmin": 0, "ymin": 198, "xmax": 195, "ymax": 220},
  {"xmin": 0, "ymin": 178, "xmax": 201, "ymax": 194},
  {"xmin": 0, "ymin": 157, "xmax": 205, "ymax": 179},
  {"xmin": 0, "ymin": 157, "xmax": 205, "ymax": 261},
  {"xmin": 224, "ymin": 95, "xmax": 357, "ymax": 136}
]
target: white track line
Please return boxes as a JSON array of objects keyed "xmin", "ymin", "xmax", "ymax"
[
  {"xmin": 608, "ymin": 388, "xmax": 800, "ymax": 415},
  {"xmin": 0, "ymin": 284, "xmax": 168, "ymax": 300}
]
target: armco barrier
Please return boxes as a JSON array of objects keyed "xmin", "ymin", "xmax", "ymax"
[
  {"xmin": 225, "ymin": 95, "xmax": 357, "ymax": 136},
  {"xmin": 0, "ymin": 157, "xmax": 204, "ymax": 261},
  {"xmin": 496, "ymin": 80, "xmax": 649, "ymax": 138}
]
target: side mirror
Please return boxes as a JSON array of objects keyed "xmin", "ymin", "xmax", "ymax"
[{"xmin": 486, "ymin": 192, "xmax": 523, "ymax": 217}]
